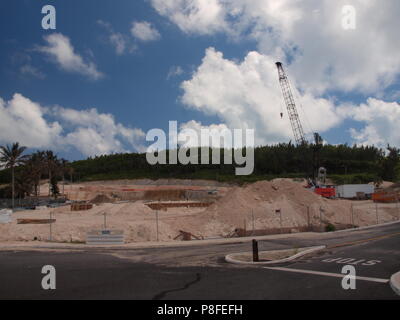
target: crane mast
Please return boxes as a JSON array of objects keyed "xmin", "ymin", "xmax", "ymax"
[{"xmin": 275, "ymin": 62, "xmax": 306, "ymax": 145}]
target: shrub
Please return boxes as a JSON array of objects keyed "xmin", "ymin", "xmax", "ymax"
[{"xmin": 325, "ymin": 223, "xmax": 336, "ymax": 232}]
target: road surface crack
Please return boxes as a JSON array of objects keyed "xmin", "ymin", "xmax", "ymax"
[{"xmin": 152, "ymin": 273, "xmax": 201, "ymax": 300}]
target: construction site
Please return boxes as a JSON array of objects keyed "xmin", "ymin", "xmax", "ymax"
[
  {"xmin": 1, "ymin": 62, "xmax": 399, "ymax": 245},
  {"xmin": 0, "ymin": 177, "xmax": 399, "ymax": 244},
  {"xmin": 2, "ymin": 1, "xmax": 400, "ymax": 302}
]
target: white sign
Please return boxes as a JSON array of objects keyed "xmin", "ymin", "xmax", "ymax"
[{"xmin": 0, "ymin": 209, "xmax": 12, "ymax": 224}]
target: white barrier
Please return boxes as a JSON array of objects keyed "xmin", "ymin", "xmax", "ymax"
[
  {"xmin": 0, "ymin": 209, "xmax": 12, "ymax": 224},
  {"xmin": 86, "ymin": 230, "xmax": 124, "ymax": 245}
]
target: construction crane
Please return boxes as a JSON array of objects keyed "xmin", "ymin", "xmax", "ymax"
[
  {"xmin": 275, "ymin": 62, "xmax": 327, "ymax": 189},
  {"xmin": 275, "ymin": 62, "xmax": 306, "ymax": 146}
]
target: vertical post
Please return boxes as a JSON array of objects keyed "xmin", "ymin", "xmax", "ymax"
[
  {"xmin": 103, "ymin": 212, "xmax": 107, "ymax": 230},
  {"xmin": 275, "ymin": 209, "xmax": 282, "ymax": 233},
  {"xmin": 320, "ymin": 207, "xmax": 323, "ymax": 226},
  {"xmin": 375, "ymin": 202, "xmax": 379, "ymax": 225},
  {"xmin": 307, "ymin": 206, "xmax": 310, "ymax": 230},
  {"xmin": 49, "ymin": 211, "xmax": 53, "ymax": 242},
  {"xmin": 252, "ymin": 210, "xmax": 255, "ymax": 235},
  {"xmin": 156, "ymin": 210, "xmax": 159, "ymax": 242},
  {"xmin": 11, "ymin": 167, "xmax": 15, "ymax": 209},
  {"xmin": 351, "ymin": 203, "xmax": 354, "ymax": 227},
  {"xmin": 252, "ymin": 239, "xmax": 259, "ymax": 262}
]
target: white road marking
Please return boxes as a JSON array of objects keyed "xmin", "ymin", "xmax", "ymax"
[
  {"xmin": 321, "ymin": 257, "xmax": 382, "ymax": 266},
  {"xmin": 264, "ymin": 266, "xmax": 389, "ymax": 283}
]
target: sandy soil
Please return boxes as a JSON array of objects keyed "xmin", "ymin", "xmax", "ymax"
[
  {"xmin": 39, "ymin": 179, "xmax": 230, "ymax": 202},
  {"xmin": 0, "ymin": 179, "xmax": 399, "ymax": 244}
]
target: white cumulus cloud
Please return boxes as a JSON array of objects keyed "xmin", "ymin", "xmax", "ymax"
[
  {"xmin": 131, "ymin": 21, "xmax": 161, "ymax": 42},
  {"xmin": 181, "ymin": 48, "xmax": 342, "ymax": 145},
  {"xmin": 151, "ymin": 0, "xmax": 227, "ymax": 35},
  {"xmin": 0, "ymin": 94, "xmax": 62, "ymax": 148},
  {"xmin": 53, "ymin": 106, "xmax": 146, "ymax": 155},
  {"xmin": 152, "ymin": 0, "xmax": 400, "ymax": 95},
  {"xmin": 97, "ymin": 20, "xmax": 136, "ymax": 55},
  {"xmin": 36, "ymin": 33, "xmax": 104, "ymax": 80},
  {"xmin": 153, "ymin": 0, "xmax": 400, "ymax": 148},
  {"xmin": 0, "ymin": 93, "xmax": 145, "ymax": 157},
  {"xmin": 339, "ymin": 99, "xmax": 400, "ymax": 147},
  {"xmin": 167, "ymin": 65, "xmax": 184, "ymax": 80},
  {"xmin": 178, "ymin": 120, "xmax": 233, "ymax": 147}
]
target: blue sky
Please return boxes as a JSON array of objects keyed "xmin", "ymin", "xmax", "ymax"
[{"xmin": 1, "ymin": 0, "xmax": 399, "ymax": 160}]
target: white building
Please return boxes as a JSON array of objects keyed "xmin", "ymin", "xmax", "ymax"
[{"xmin": 336, "ymin": 184, "xmax": 375, "ymax": 199}]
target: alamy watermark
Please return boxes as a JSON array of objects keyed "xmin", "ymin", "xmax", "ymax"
[
  {"xmin": 342, "ymin": 5, "xmax": 356, "ymax": 30},
  {"xmin": 341, "ymin": 265, "xmax": 356, "ymax": 290},
  {"xmin": 41, "ymin": 5, "xmax": 56, "ymax": 30},
  {"xmin": 145, "ymin": 121, "xmax": 255, "ymax": 176},
  {"xmin": 41, "ymin": 265, "xmax": 56, "ymax": 290}
]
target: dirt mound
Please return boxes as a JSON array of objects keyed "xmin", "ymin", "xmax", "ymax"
[
  {"xmin": 2, "ymin": 179, "xmax": 397, "ymax": 244},
  {"xmin": 90, "ymin": 194, "xmax": 114, "ymax": 204},
  {"xmin": 383, "ymin": 182, "xmax": 399, "ymax": 190},
  {"xmin": 198, "ymin": 179, "xmax": 354, "ymax": 235}
]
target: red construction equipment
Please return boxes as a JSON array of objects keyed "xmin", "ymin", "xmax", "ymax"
[{"xmin": 314, "ymin": 187, "xmax": 336, "ymax": 199}]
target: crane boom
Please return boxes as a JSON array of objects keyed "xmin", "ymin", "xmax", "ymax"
[{"xmin": 275, "ymin": 62, "xmax": 306, "ymax": 145}]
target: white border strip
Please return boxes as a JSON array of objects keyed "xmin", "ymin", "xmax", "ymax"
[
  {"xmin": 322, "ymin": 219, "xmax": 400, "ymax": 235},
  {"xmin": 225, "ymin": 245, "xmax": 325, "ymax": 265},
  {"xmin": 265, "ymin": 266, "xmax": 389, "ymax": 283},
  {"xmin": 390, "ymin": 271, "xmax": 400, "ymax": 295}
]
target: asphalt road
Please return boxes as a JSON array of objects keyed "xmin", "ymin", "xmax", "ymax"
[{"xmin": 0, "ymin": 222, "xmax": 399, "ymax": 299}]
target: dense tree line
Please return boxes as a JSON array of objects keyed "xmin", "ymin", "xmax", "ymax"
[
  {"xmin": 66, "ymin": 143, "xmax": 399, "ymax": 184},
  {"xmin": 1, "ymin": 142, "xmax": 399, "ymax": 203}
]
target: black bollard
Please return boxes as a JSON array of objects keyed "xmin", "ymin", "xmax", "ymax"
[{"xmin": 252, "ymin": 239, "xmax": 259, "ymax": 262}]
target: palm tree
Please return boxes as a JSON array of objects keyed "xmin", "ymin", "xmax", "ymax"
[
  {"xmin": 44, "ymin": 150, "xmax": 57, "ymax": 196},
  {"xmin": 60, "ymin": 159, "xmax": 70, "ymax": 195},
  {"xmin": 0, "ymin": 142, "xmax": 28, "ymax": 208},
  {"xmin": 26, "ymin": 151, "xmax": 45, "ymax": 197}
]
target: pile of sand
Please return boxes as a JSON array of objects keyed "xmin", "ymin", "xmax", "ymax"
[
  {"xmin": 1, "ymin": 179, "xmax": 398, "ymax": 243},
  {"xmin": 90, "ymin": 194, "xmax": 114, "ymax": 204},
  {"xmin": 196, "ymin": 179, "xmax": 395, "ymax": 236},
  {"xmin": 0, "ymin": 202, "xmax": 176, "ymax": 243}
]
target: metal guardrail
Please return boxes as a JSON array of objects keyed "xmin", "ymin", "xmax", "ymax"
[
  {"xmin": 0, "ymin": 197, "xmax": 67, "ymax": 209},
  {"xmin": 86, "ymin": 230, "xmax": 124, "ymax": 245}
]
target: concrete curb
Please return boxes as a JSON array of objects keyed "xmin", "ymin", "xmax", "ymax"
[
  {"xmin": 1, "ymin": 219, "xmax": 398, "ymax": 252},
  {"xmin": 390, "ymin": 271, "xmax": 400, "ymax": 296},
  {"xmin": 225, "ymin": 245, "xmax": 326, "ymax": 265},
  {"xmin": 0, "ymin": 232, "xmax": 318, "ymax": 251},
  {"xmin": 321, "ymin": 219, "xmax": 400, "ymax": 235}
]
